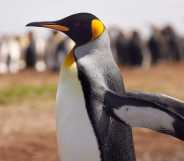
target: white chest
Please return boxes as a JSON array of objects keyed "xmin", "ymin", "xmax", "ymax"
[{"xmin": 56, "ymin": 62, "xmax": 100, "ymax": 161}]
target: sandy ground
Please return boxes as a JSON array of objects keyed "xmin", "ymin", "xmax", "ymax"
[{"xmin": 0, "ymin": 63, "xmax": 184, "ymax": 161}]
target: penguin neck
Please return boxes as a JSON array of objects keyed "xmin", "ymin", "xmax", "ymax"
[{"xmin": 74, "ymin": 30, "xmax": 111, "ymax": 60}]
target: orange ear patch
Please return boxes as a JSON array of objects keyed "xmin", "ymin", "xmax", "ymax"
[{"xmin": 91, "ymin": 19, "xmax": 105, "ymax": 40}]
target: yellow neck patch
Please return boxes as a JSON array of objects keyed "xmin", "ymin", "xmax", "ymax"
[
  {"xmin": 63, "ymin": 48, "xmax": 76, "ymax": 69},
  {"xmin": 91, "ymin": 19, "xmax": 105, "ymax": 40}
]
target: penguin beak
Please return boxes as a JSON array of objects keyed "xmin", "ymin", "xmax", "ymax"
[{"xmin": 26, "ymin": 21, "xmax": 70, "ymax": 32}]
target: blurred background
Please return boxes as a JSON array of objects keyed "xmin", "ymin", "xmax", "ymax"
[{"xmin": 0, "ymin": 0, "xmax": 184, "ymax": 161}]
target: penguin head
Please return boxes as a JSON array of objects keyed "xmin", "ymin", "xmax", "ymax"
[{"xmin": 26, "ymin": 13, "xmax": 105, "ymax": 46}]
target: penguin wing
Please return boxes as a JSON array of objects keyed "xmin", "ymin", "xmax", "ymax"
[{"xmin": 104, "ymin": 90, "xmax": 184, "ymax": 141}]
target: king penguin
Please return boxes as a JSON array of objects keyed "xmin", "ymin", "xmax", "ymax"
[{"xmin": 27, "ymin": 12, "xmax": 184, "ymax": 161}]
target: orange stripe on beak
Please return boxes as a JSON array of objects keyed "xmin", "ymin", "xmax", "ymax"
[
  {"xmin": 26, "ymin": 21, "xmax": 69, "ymax": 32},
  {"xmin": 41, "ymin": 24, "xmax": 69, "ymax": 32}
]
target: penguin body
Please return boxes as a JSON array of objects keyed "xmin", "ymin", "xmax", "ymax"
[{"xmin": 26, "ymin": 12, "xmax": 184, "ymax": 161}]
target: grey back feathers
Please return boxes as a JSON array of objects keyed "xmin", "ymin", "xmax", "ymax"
[{"xmin": 75, "ymin": 30, "xmax": 125, "ymax": 93}]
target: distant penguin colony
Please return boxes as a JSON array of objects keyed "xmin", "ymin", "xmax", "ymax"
[{"xmin": 27, "ymin": 13, "xmax": 184, "ymax": 161}]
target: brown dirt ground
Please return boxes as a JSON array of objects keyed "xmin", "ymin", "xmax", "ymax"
[{"xmin": 1, "ymin": 63, "xmax": 184, "ymax": 161}]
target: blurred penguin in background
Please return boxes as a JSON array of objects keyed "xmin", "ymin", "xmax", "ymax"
[
  {"xmin": 25, "ymin": 31, "xmax": 37, "ymax": 68},
  {"xmin": 108, "ymin": 27, "xmax": 125, "ymax": 64},
  {"xmin": 127, "ymin": 31, "xmax": 143, "ymax": 66},
  {"xmin": 147, "ymin": 26, "xmax": 162, "ymax": 65},
  {"xmin": 34, "ymin": 36, "xmax": 47, "ymax": 72},
  {"xmin": 114, "ymin": 30, "xmax": 130, "ymax": 65},
  {"xmin": 161, "ymin": 25, "xmax": 183, "ymax": 62},
  {"xmin": 179, "ymin": 37, "xmax": 184, "ymax": 60},
  {"xmin": 0, "ymin": 35, "xmax": 22, "ymax": 74},
  {"xmin": 0, "ymin": 36, "xmax": 9, "ymax": 74},
  {"xmin": 8, "ymin": 36, "xmax": 22, "ymax": 73},
  {"xmin": 110, "ymin": 28, "xmax": 144, "ymax": 67},
  {"xmin": 45, "ymin": 31, "xmax": 67, "ymax": 71}
]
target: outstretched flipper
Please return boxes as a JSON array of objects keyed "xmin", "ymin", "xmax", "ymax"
[{"xmin": 104, "ymin": 90, "xmax": 184, "ymax": 141}]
